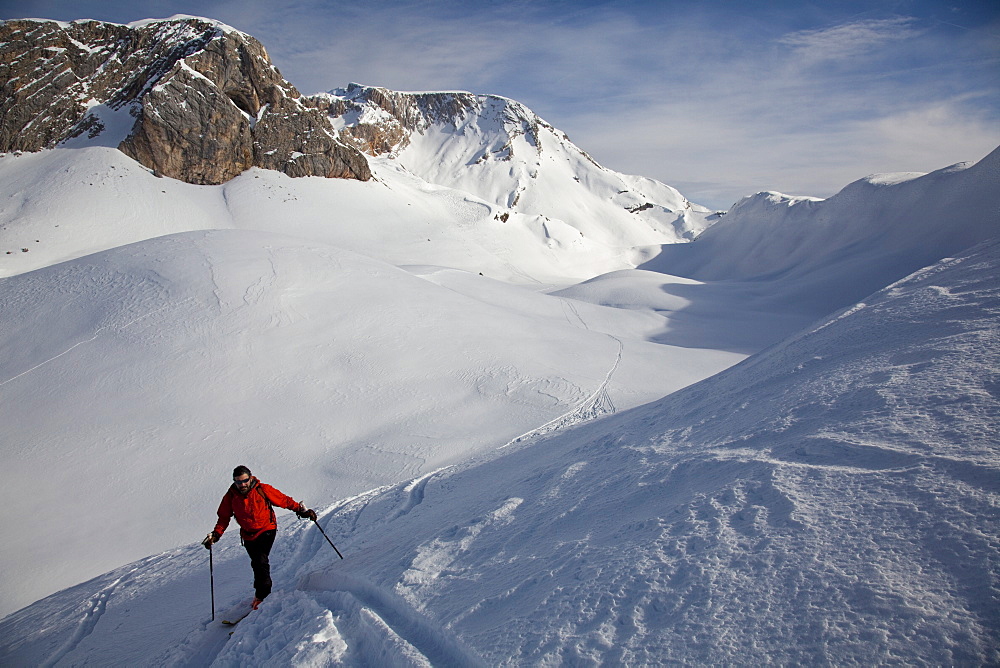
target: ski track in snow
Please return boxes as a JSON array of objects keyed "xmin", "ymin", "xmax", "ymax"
[
  {"xmin": 558, "ymin": 294, "xmax": 590, "ymax": 330},
  {"xmin": 300, "ymin": 572, "xmax": 485, "ymax": 667},
  {"xmin": 0, "ymin": 298, "xmax": 190, "ymax": 388},
  {"xmin": 502, "ymin": 332, "xmax": 622, "ymax": 449},
  {"xmin": 389, "ymin": 467, "xmax": 451, "ymax": 521},
  {"xmin": 40, "ymin": 575, "xmax": 125, "ymax": 668}
]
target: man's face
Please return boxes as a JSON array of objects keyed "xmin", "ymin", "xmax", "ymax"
[{"xmin": 234, "ymin": 474, "xmax": 252, "ymax": 493}]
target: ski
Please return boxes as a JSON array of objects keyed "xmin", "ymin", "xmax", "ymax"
[{"xmin": 221, "ymin": 609, "xmax": 252, "ymax": 626}]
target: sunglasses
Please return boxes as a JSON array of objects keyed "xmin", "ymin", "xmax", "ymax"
[{"xmin": 234, "ymin": 477, "xmax": 252, "ymax": 485}]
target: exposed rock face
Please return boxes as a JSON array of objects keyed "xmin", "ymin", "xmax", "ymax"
[
  {"xmin": 120, "ymin": 59, "xmax": 255, "ymax": 183},
  {"xmin": 0, "ymin": 17, "xmax": 370, "ymax": 184},
  {"xmin": 308, "ymin": 92, "xmax": 411, "ymax": 157},
  {"xmin": 253, "ymin": 97, "xmax": 368, "ymax": 179}
]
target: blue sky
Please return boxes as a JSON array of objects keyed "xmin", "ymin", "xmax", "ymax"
[{"xmin": 3, "ymin": 0, "xmax": 998, "ymax": 209}]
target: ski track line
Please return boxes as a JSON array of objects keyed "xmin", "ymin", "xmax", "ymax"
[
  {"xmin": 314, "ymin": 484, "xmax": 393, "ymax": 540},
  {"xmin": 559, "ymin": 297, "xmax": 590, "ymax": 330},
  {"xmin": 278, "ymin": 469, "xmax": 448, "ymax": 589},
  {"xmin": 348, "ymin": 496, "xmax": 376, "ymax": 536},
  {"xmin": 266, "ymin": 486, "xmax": 389, "ymax": 606},
  {"xmin": 168, "ymin": 620, "xmax": 239, "ymax": 668},
  {"xmin": 501, "ymin": 333, "xmax": 623, "ymax": 449},
  {"xmin": 300, "ymin": 571, "xmax": 486, "ymax": 668},
  {"xmin": 40, "ymin": 574, "xmax": 127, "ymax": 668},
  {"xmin": 0, "ymin": 298, "xmax": 193, "ymax": 388},
  {"xmin": 389, "ymin": 467, "xmax": 451, "ymax": 521}
]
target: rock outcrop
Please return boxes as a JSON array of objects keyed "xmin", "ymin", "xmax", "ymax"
[
  {"xmin": 0, "ymin": 17, "xmax": 370, "ymax": 184},
  {"xmin": 315, "ymin": 83, "xmax": 543, "ymax": 160}
]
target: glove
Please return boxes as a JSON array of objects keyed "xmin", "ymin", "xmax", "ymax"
[
  {"xmin": 296, "ymin": 508, "xmax": 318, "ymax": 522},
  {"xmin": 202, "ymin": 532, "xmax": 220, "ymax": 549}
]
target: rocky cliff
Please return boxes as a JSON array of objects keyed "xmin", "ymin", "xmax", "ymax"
[{"xmin": 0, "ymin": 17, "xmax": 370, "ymax": 184}]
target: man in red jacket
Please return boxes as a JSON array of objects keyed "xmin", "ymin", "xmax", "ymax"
[{"xmin": 202, "ymin": 465, "xmax": 317, "ymax": 609}]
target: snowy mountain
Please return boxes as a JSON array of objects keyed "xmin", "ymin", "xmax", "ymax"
[
  {"xmin": 0, "ymin": 27, "xmax": 734, "ymax": 612},
  {"xmin": 1, "ymin": 12, "xmax": 998, "ymax": 666},
  {"xmin": 322, "ymin": 84, "xmax": 715, "ymax": 248},
  {"xmin": 1, "ymin": 17, "xmax": 712, "ymax": 277},
  {"xmin": 0, "ymin": 17, "xmax": 715, "ymax": 284}
]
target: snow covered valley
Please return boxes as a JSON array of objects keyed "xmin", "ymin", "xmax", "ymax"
[{"xmin": 1, "ymin": 133, "xmax": 998, "ymax": 663}]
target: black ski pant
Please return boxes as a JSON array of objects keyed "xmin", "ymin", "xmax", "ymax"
[{"xmin": 244, "ymin": 529, "xmax": 277, "ymax": 600}]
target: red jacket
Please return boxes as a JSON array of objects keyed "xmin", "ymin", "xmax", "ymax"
[{"xmin": 213, "ymin": 477, "xmax": 302, "ymax": 541}]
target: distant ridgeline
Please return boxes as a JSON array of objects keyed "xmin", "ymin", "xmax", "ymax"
[{"xmin": 0, "ymin": 17, "xmax": 371, "ymax": 184}]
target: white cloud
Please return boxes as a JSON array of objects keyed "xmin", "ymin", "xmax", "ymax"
[
  {"xmin": 566, "ymin": 78, "xmax": 999, "ymax": 209},
  {"xmin": 776, "ymin": 18, "xmax": 922, "ymax": 64},
  {"xmin": 852, "ymin": 98, "xmax": 1000, "ymax": 169}
]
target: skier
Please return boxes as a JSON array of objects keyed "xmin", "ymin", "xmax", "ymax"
[{"xmin": 202, "ymin": 465, "xmax": 317, "ymax": 609}]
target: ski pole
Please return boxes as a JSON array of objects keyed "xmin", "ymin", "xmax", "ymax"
[
  {"xmin": 208, "ymin": 540, "xmax": 216, "ymax": 621},
  {"xmin": 313, "ymin": 519, "xmax": 344, "ymax": 559}
]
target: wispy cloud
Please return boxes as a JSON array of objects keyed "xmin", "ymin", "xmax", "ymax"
[
  {"xmin": 776, "ymin": 18, "xmax": 922, "ymax": 64},
  {"xmin": 556, "ymin": 10, "xmax": 999, "ymax": 207}
]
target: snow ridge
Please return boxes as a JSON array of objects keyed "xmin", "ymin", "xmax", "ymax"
[{"xmin": 645, "ymin": 144, "xmax": 1000, "ymax": 317}]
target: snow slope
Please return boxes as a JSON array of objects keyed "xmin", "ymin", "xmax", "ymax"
[
  {"xmin": 391, "ymin": 93, "xmax": 711, "ymax": 247},
  {"xmin": 0, "ymin": 227, "xmax": 741, "ymax": 619},
  {"xmin": 2, "ymin": 235, "xmax": 996, "ymax": 666},
  {"xmin": 545, "ymin": 145, "xmax": 1000, "ymax": 355},
  {"xmin": 326, "ymin": 85, "xmax": 716, "ymax": 248}
]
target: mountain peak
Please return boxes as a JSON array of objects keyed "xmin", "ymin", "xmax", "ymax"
[{"xmin": 317, "ymin": 83, "xmax": 713, "ymax": 246}]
